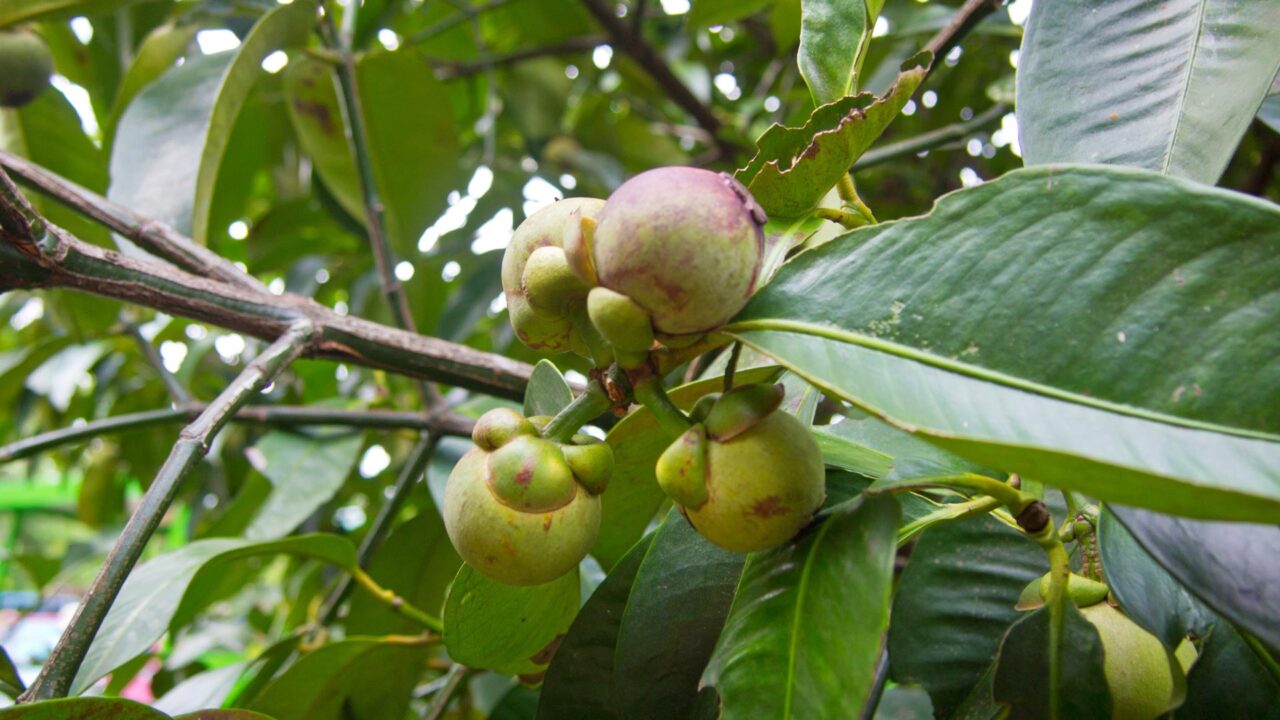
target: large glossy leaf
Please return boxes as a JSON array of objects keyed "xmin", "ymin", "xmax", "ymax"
[
  {"xmin": 249, "ymin": 637, "xmax": 431, "ymax": 720},
  {"xmin": 0, "ymin": 0, "xmax": 145, "ymax": 26},
  {"xmin": 736, "ymin": 57, "xmax": 926, "ymax": 218},
  {"xmin": 1096, "ymin": 507, "xmax": 1214, "ymax": 649},
  {"xmin": 243, "ymin": 431, "xmax": 363, "ymax": 540},
  {"xmin": 537, "ymin": 534, "xmax": 655, "ymax": 720},
  {"xmin": 727, "ymin": 166, "xmax": 1280, "ymax": 521},
  {"xmin": 72, "ymin": 535, "xmax": 356, "ymax": 695},
  {"xmin": 1177, "ymin": 621, "xmax": 1280, "ymax": 718},
  {"xmin": 797, "ymin": 0, "xmax": 883, "ymax": 103},
  {"xmin": 595, "ymin": 366, "xmax": 779, "ymax": 569},
  {"xmin": 1017, "ymin": 0, "xmax": 1280, "ymax": 184},
  {"xmin": 613, "ymin": 510, "xmax": 744, "ymax": 720},
  {"xmin": 701, "ymin": 493, "xmax": 898, "ymax": 719},
  {"xmin": 991, "ymin": 605, "xmax": 1110, "ymax": 719},
  {"xmin": 442, "ymin": 565, "xmax": 580, "ymax": 677},
  {"xmin": 153, "ymin": 662, "xmax": 249, "ymax": 716},
  {"xmin": 1111, "ymin": 506, "xmax": 1280, "ymax": 656},
  {"xmin": 109, "ymin": 2, "xmax": 313, "ymax": 242},
  {"xmin": 888, "ymin": 513, "xmax": 1047, "ymax": 715},
  {"xmin": 104, "ymin": 23, "xmax": 199, "ymax": 149},
  {"xmin": 0, "ymin": 697, "xmax": 167, "ymax": 719},
  {"xmin": 687, "ymin": 0, "xmax": 771, "ymax": 30},
  {"xmin": 1, "ymin": 88, "xmax": 110, "ymax": 246},
  {"xmin": 284, "ymin": 49, "xmax": 461, "ymax": 257}
]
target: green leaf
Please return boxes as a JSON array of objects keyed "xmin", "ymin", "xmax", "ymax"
[
  {"xmin": 992, "ymin": 604, "xmax": 1111, "ymax": 719},
  {"xmin": 284, "ymin": 49, "xmax": 461, "ymax": 257},
  {"xmin": 248, "ymin": 637, "xmax": 431, "ymax": 720},
  {"xmin": 687, "ymin": 0, "xmax": 771, "ymax": 30},
  {"xmin": 153, "ymin": 663, "xmax": 250, "ymax": 716},
  {"xmin": 25, "ymin": 342, "xmax": 109, "ymax": 412},
  {"xmin": 104, "ymin": 22, "xmax": 199, "ymax": 149},
  {"xmin": 0, "ymin": 0, "xmax": 145, "ymax": 26},
  {"xmin": 243, "ymin": 431, "xmax": 363, "ymax": 540},
  {"xmin": 0, "ymin": 645, "xmax": 24, "ymax": 697},
  {"xmin": 701, "ymin": 493, "xmax": 899, "ymax": 719},
  {"xmin": 728, "ymin": 166, "xmax": 1280, "ymax": 521},
  {"xmin": 736, "ymin": 57, "xmax": 927, "ymax": 218},
  {"xmin": 72, "ymin": 534, "xmax": 356, "ymax": 695},
  {"xmin": 614, "ymin": 511, "xmax": 744, "ymax": 720},
  {"xmin": 442, "ymin": 565, "xmax": 580, "ymax": 677},
  {"xmin": 1097, "ymin": 507, "xmax": 1214, "ymax": 650},
  {"xmin": 888, "ymin": 513, "xmax": 1047, "ymax": 716},
  {"xmin": 1178, "ymin": 621, "xmax": 1280, "ymax": 718},
  {"xmin": 109, "ymin": 2, "xmax": 314, "ymax": 241},
  {"xmin": 1017, "ymin": 0, "xmax": 1280, "ymax": 184},
  {"xmin": 1112, "ymin": 507, "xmax": 1280, "ymax": 656},
  {"xmin": 0, "ymin": 698, "xmax": 168, "ymax": 718},
  {"xmin": 173, "ymin": 712, "xmax": 276, "ymax": 720},
  {"xmin": 524, "ymin": 359, "xmax": 573, "ymax": 418},
  {"xmin": 797, "ymin": 0, "xmax": 872, "ymax": 103},
  {"xmin": 537, "ymin": 534, "xmax": 655, "ymax": 720},
  {"xmin": 597, "ymin": 366, "xmax": 779, "ymax": 569},
  {"xmin": 1, "ymin": 88, "xmax": 110, "ymax": 246}
]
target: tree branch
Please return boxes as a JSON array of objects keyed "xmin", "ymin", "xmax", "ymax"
[
  {"xmin": 0, "ymin": 169, "xmax": 537, "ymax": 401},
  {"xmin": 578, "ymin": 0, "xmax": 736, "ymax": 159},
  {"xmin": 323, "ymin": 5, "xmax": 441, "ymax": 408},
  {"xmin": 0, "ymin": 405, "xmax": 473, "ymax": 464},
  {"xmin": 921, "ymin": 0, "xmax": 1003, "ymax": 79},
  {"xmin": 853, "ymin": 103, "xmax": 1009, "ymax": 171},
  {"xmin": 19, "ymin": 320, "xmax": 316, "ymax": 702},
  {"xmin": 0, "ymin": 149, "xmax": 266, "ymax": 293}
]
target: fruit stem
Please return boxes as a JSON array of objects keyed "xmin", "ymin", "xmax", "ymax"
[
  {"xmin": 836, "ymin": 173, "xmax": 877, "ymax": 225},
  {"xmin": 814, "ymin": 207, "xmax": 868, "ymax": 229},
  {"xmin": 542, "ymin": 379, "xmax": 612, "ymax": 443},
  {"xmin": 350, "ymin": 566, "xmax": 443, "ymax": 633},
  {"xmin": 1032, "ymin": 526, "xmax": 1071, "ymax": 720},
  {"xmin": 633, "ymin": 375, "xmax": 693, "ymax": 437}
]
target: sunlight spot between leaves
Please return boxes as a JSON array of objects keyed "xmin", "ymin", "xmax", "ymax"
[
  {"xmin": 9, "ymin": 297, "xmax": 43, "ymax": 330},
  {"xmin": 268, "ymin": 278, "xmax": 286, "ymax": 295},
  {"xmin": 659, "ymin": 0, "xmax": 690, "ymax": 15},
  {"xmin": 215, "ymin": 333, "xmax": 246, "ymax": 362},
  {"xmin": 442, "ymin": 261, "xmax": 462, "ymax": 282},
  {"xmin": 593, "ymin": 45, "xmax": 613, "ymax": 70},
  {"xmin": 560, "ymin": 174, "xmax": 577, "ymax": 190},
  {"xmin": 872, "ymin": 16, "xmax": 890, "ymax": 38},
  {"xmin": 471, "ymin": 208, "xmax": 514, "ymax": 254},
  {"xmin": 185, "ymin": 324, "xmax": 207, "ymax": 340},
  {"xmin": 261, "ymin": 50, "xmax": 288, "ymax": 74},
  {"xmin": 764, "ymin": 95, "xmax": 780, "ymax": 112},
  {"xmin": 197, "ymin": 29, "xmax": 241, "ymax": 55},
  {"xmin": 523, "ymin": 176, "xmax": 563, "ymax": 217},
  {"xmin": 228, "ymin": 220, "xmax": 249, "ymax": 240},
  {"xmin": 395, "ymin": 261, "xmax": 415, "ymax": 281},
  {"xmin": 902, "ymin": 100, "xmax": 918, "ymax": 116},
  {"xmin": 359, "ymin": 445, "xmax": 391, "ymax": 478},
  {"xmin": 922, "ymin": 90, "xmax": 938, "ymax": 108},
  {"xmin": 1008, "ymin": 0, "xmax": 1034, "ymax": 26},
  {"xmin": 959, "ymin": 167, "xmax": 983, "ymax": 188},
  {"xmin": 69, "ymin": 17, "xmax": 92, "ymax": 43},
  {"xmin": 334, "ymin": 505, "xmax": 366, "ymax": 531},
  {"xmin": 377, "ymin": 29, "xmax": 401, "ymax": 51},
  {"xmin": 488, "ymin": 293, "xmax": 506, "ymax": 317},
  {"xmin": 159, "ymin": 341, "xmax": 188, "ymax": 373},
  {"xmin": 51, "ymin": 76, "xmax": 99, "ymax": 141}
]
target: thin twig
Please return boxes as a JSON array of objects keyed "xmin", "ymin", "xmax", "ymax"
[
  {"xmin": 408, "ymin": 0, "xmax": 518, "ymax": 45},
  {"xmin": 317, "ymin": 432, "xmax": 441, "ymax": 625},
  {"xmin": 921, "ymin": 0, "xmax": 1003, "ymax": 79},
  {"xmin": 422, "ymin": 664, "xmax": 469, "ymax": 720},
  {"xmin": 323, "ymin": 5, "xmax": 442, "ymax": 408},
  {"xmin": 853, "ymin": 103, "xmax": 1009, "ymax": 171},
  {"xmin": 19, "ymin": 321, "xmax": 316, "ymax": 702},
  {"xmin": 436, "ymin": 36, "xmax": 603, "ymax": 79},
  {"xmin": 349, "ymin": 566, "xmax": 444, "ymax": 632},
  {"xmin": 578, "ymin": 0, "xmax": 736, "ymax": 160},
  {"xmin": 0, "ymin": 406, "xmax": 473, "ymax": 464},
  {"xmin": 123, "ymin": 321, "xmax": 193, "ymax": 405},
  {"xmin": 0, "ymin": 168, "xmax": 539, "ymax": 400},
  {"xmin": 0, "ymin": 149, "xmax": 266, "ymax": 293}
]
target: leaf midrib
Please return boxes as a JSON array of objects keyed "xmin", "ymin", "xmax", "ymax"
[{"xmin": 783, "ymin": 516, "xmax": 833, "ymax": 719}]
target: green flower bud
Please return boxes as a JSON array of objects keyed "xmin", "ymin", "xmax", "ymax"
[
  {"xmin": 507, "ymin": 292, "xmax": 575, "ymax": 352},
  {"xmin": 1081, "ymin": 603, "xmax": 1187, "ymax": 719},
  {"xmin": 704, "ymin": 383, "xmax": 784, "ymax": 441},
  {"xmin": 444, "ymin": 443, "xmax": 601, "ymax": 587},
  {"xmin": 591, "ymin": 167, "xmax": 765, "ymax": 336},
  {"xmin": 0, "ymin": 30, "xmax": 52, "ymax": 108},
  {"xmin": 561, "ymin": 437, "xmax": 613, "ymax": 495},
  {"xmin": 656, "ymin": 388, "xmax": 824, "ymax": 553},
  {"xmin": 523, "ymin": 246, "xmax": 590, "ymax": 313},
  {"xmin": 1015, "ymin": 572, "xmax": 1111, "ymax": 611}
]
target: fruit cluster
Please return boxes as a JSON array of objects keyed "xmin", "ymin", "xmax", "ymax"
[{"xmin": 444, "ymin": 166, "xmax": 826, "ymax": 586}]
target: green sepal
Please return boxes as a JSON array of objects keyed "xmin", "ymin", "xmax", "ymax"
[
  {"xmin": 486, "ymin": 435, "xmax": 577, "ymax": 512},
  {"xmin": 703, "ymin": 383, "xmax": 784, "ymax": 441},
  {"xmin": 689, "ymin": 393, "xmax": 720, "ymax": 424},
  {"xmin": 523, "ymin": 245, "xmax": 590, "ymax": 313},
  {"xmin": 1015, "ymin": 572, "xmax": 1111, "ymax": 611},
  {"xmin": 472, "ymin": 407, "xmax": 538, "ymax": 450},
  {"xmin": 564, "ymin": 215, "xmax": 599, "ymax": 285},
  {"xmin": 655, "ymin": 423, "xmax": 709, "ymax": 509},
  {"xmin": 587, "ymin": 286, "xmax": 654, "ymax": 354},
  {"xmin": 561, "ymin": 439, "xmax": 614, "ymax": 495}
]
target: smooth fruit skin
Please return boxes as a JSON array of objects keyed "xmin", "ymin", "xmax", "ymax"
[
  {"xmin": 591, "ymin": 167, "xmax": 765, "ymax": 336},
  {"xmin": 444, "ymin": 447, "xmax": 600, "ymax": 586},
  {"xmin": 1081, "ymin": 603, "xmax": 1186, "ymax": 720},
  {"xmin": 0, "ymin": 30, "xmax": 52, "ymax": 108},
  {"xmin": 685, "ymin": 410, "xmax": 825, "ymax": 552}
]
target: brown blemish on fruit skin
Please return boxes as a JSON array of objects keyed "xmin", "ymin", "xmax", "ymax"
[{"xmin": 750, "ymin": 495, "xmax": 789, "ymax": 518}]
